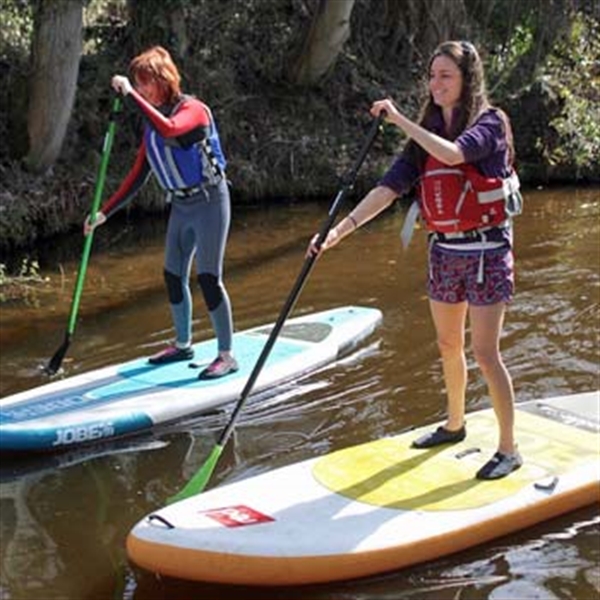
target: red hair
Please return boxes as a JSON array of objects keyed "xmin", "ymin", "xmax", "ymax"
[{"xmin": 129, "ymin": 46, "xmax": 181, "ymax": 105}]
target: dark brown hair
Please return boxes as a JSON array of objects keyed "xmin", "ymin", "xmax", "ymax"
[
  {"xmin": 405, "ymin": 40, "xmax": 514, "ymax": 170},
  {"xmin": 129, "ymin": 46, "xmax": 182, "ymax": 105}
]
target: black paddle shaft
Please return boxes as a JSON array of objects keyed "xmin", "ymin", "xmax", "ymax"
[{"xmin": 218, "ymin": 114, "xmax": 384, "ymax": 446}]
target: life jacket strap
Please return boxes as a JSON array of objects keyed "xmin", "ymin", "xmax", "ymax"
[
  {"xmin": 400, "ymin": 200, "xmax": 421, "ymax": 249},
  {"xmin": 170, "ymin": 185, "xmax": 205, "ymax": 198},
  {"xmin": 167, "ymin": 178, "xmax": 224, "ymax": 203},
  {"xmin": 428, "ymin": 220, "xmax": 509, "ymax": 242},
  {"xmin": 477, "ymin": 172, "xmax": 520, "ymax": 204},
  {"xmin": 200, "ymin": 138, "xmax": 225, "ymax": 184}
]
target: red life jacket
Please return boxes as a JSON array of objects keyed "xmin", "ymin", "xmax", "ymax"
[{"xmin": 419, "ymin": 156, "xmax": 521, "ymax": 233}]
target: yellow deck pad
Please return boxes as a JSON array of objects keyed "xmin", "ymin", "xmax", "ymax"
[{"xmin": 313, "ymin": 409, "xmax": 599, "ymax": 511}]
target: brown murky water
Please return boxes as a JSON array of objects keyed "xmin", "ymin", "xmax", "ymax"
[{"xmin": 1, "ymin": 186, "xmax": 599, "ymax": 600}]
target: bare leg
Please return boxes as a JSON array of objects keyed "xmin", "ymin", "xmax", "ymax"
[
  {"xmin": 469, "ymin": 302, "xmax": 516, "ymax": 454},
  {"xmin": 429, "ymin": 299, "xmax": 468, "ymax": 431}
]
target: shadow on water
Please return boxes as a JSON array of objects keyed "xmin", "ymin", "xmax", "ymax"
[{"xmin": 0, "ymin": 187, "xmax": 599, "ymax": 600}]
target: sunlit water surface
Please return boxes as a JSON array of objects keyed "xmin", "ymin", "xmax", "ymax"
[{"xmin": 0, "ymin": 187, "xmax": 598, "ymax": 600}]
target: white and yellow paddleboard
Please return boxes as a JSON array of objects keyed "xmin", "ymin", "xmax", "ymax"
[{"xmin": 127, "ymin": 391, "xmax": 600, "ymax": 586}]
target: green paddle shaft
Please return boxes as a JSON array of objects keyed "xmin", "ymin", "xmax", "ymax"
[
  {"xmin": 169, "ymin": 113, "xmax": 385, "ymax": 503},
  {"xmin": 46, "ymin": 96, "xmax": 121, "ymax": 375},
  {"xmin": 69, "ymin": 96, "xmax": 121, "ymax": 332}
]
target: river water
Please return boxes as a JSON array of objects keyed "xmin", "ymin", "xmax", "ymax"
[{"xmin": 0, "ymin": 186, "xmax": 599, "ymax": 600}]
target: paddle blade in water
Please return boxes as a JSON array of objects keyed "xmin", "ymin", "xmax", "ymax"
[
  {"xmin": 169, "ymin": 444, "xmax": 224, "ymax": 504},
  {"xmin": 45, "ymin": 334, "xmax": 71, "ymax": 375}
]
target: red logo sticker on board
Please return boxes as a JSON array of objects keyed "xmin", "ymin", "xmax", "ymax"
[{"xmin": 200, "ymin": 505, "xmax": 275, "ymax": 527}]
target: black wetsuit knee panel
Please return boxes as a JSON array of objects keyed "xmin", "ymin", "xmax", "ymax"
[
  {"xmin": 164, "ymin": 269, "xmax": 184, "ymax": 304},
  {"xmin": 197, "ymin": 272, "xmax": 223, "ymax": 311}
]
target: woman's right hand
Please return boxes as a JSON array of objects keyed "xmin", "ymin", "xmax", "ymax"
[
  {"xmin": 370, "ymin": 98, "xmax": 400, "ymax": 123},
  {"xmin": 111, "ymin": 75, "xmax": 133, "ymax": 96},
  {"xmin": 83, "ymin": 211, "xmax": 107, "ymax": 236}
]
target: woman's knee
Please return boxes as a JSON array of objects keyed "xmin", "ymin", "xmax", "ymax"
[
  {"xmin": 472, "ymin": 343, "xmax": 502, "ymax": 373},
  {"xmin": 164, "ymin": 269, "xmax": 184, "ymax": 304},
  {"xmin": 436, "ymin": 335, "xmax": 464, "ymax": 359},
  {"xmin": 197, "ymin": 272, "xmax": 224, "ymax": 311}
]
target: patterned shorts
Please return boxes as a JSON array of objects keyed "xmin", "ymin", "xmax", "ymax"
[{"xmin": 427, "ymin": 243, "xmax": 514, "ymax": 305}]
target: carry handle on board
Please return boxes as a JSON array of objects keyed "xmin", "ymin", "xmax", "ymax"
[
  {"xmin": 45, "ymin": 96, "xmax": 121, "ymax": 376},
  {"xmin": 169, "ymin": 113, "xmax": 385, "ymax": 504}
]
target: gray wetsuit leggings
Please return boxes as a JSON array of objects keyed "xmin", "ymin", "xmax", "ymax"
[{"xmin": 163, "ymin": 178, "xmax": 233, "ymax": 353}]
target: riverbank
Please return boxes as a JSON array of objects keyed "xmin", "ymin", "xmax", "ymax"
[
  {"xmin": 1, "ymin": 95, "xmax": 598, "ymax": 261},
  {"xmin": 1, "ymin": 4, "xmax": 598, "ymax": 256}
]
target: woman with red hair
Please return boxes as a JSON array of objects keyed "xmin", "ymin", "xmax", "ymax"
[{"xmin": 85, "ymin": 46, "xmax": 237, "ymax": 379}]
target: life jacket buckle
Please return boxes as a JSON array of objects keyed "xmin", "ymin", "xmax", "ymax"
[{"xmin": 171, "ymin": 185, "xmax": 204, "ymax": 198}]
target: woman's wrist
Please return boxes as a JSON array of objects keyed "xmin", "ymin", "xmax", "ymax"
[
  {"xmin": 340, "ymin": 214, "xmax": 359, "ymax": 239},
  {"xmin": 329, "ymin": 213, "xmax": 360, "ymax": 247}
]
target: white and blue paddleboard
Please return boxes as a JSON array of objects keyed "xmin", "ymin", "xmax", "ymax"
[{"xmin": 0, "ymin": 305, "xmax": 382, "ymax": 453}]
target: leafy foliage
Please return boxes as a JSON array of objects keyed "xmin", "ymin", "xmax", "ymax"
[
  {"xmin": 0, "ymin": 0, "xmax": 598, "ymax": 253},
  {"xmin": 0, "ymin": 0, "xmax": 33, "ymax": 57},
  {"xmin": 0, "ymin": 257, "xmax": 49, "ymax": 305},
  {"xmin": 0, "ymin": 0, "xmax": 34, "ymax": 163},
  {"xmin": 487, "ymin": 23, "xmax": 534, "ymax": 93},
  {"xmin": 543, "ymin": 13, "xmax": 600, "ymax": 173}
]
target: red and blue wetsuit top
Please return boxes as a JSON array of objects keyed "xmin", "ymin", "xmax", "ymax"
[{"xmin": 100, "ymin": 93, "xmax": 226, "ymax": 218}]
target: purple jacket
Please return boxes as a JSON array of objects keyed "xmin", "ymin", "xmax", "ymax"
[{"xmin": 379, "ymin": 108, "xmax": 512, "ymax": 196}]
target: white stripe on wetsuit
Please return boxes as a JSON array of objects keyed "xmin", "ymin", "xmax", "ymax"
[{"xmin": 148, "ymin": 130, "xmax": 176, "ymax": 189}]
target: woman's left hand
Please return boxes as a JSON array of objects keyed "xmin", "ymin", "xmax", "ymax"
[
  {"xmin": 83, "ymin": 211, "xmax": 107, "ymax": 236},
  {"xmin": 306, "ymin": 228, "xmax": 342, "ymax": 258}
]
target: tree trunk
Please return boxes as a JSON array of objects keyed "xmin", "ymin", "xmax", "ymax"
[
  {"xmin": 25, "ymin": 0, "xmax": 83, "ymax": 174},
  {"xmin": 127, "ymin": 0, "xmax": 189, "ymax": 60},
  {"xmin": 291, "ymin": 0, "xmax": 356, "ymax": 86},
  {"xmin": 418, "ymin": 0, "xmax": 469, "ymax": 58},
  {"xmin": 372, "ymin": 0, "xmax": 469, "ymax": 69}
]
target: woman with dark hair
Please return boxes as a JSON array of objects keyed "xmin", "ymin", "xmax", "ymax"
[
  {"xmin": 85, "ymin": 46, "xmax": 237, "ymax": 380},
  {"xmin": 309, "ymin": 41, "xmax": 522, "ymax": 480}
]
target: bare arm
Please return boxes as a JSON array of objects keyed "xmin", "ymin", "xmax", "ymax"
[
  {"xmin": 308, "ymin": 185, "xmax": 397, "ymax": 255},
  {"xmin": 371, "ymin": 99, "xmax": 465, "ymax": 166}
]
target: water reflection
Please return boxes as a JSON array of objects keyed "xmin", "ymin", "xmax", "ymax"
[{"xmin": 0, "ymin": 187, "xmax": 599, "ymax": 599}]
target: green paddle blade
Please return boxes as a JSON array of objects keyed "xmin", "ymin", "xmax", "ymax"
[{"xmin": 168, "ymin": 444, "xmax": 224, "ymax": 504}]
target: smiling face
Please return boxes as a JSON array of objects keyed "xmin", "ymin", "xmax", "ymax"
[{"xmin": 429, "ymin": 55, "xmax": 463, "ymax": 111}]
